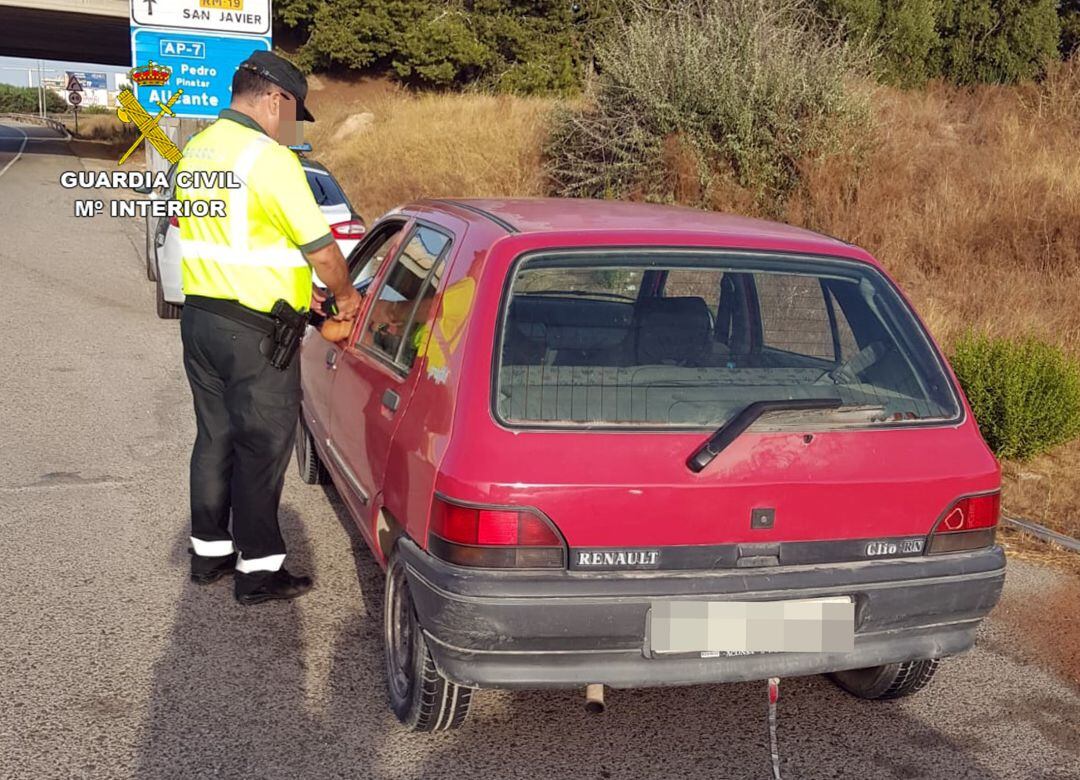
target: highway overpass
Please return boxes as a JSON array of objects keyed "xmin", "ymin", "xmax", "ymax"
[{"xmin": 0, "ymin": 0, "xmax": 129, "ymax": 66}]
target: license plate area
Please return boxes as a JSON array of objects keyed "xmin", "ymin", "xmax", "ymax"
[{"xmin": 648, "ymin": 597, "xmax": 854, "ymax": 656}]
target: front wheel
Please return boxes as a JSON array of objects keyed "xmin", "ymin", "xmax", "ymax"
[
  {"xmin": 384, "ymin": 551, "xmax": 472, "ymax": 731},
  {"xmin": 829, "ymin": 659, "xmax": 940, "ymax": 700},
  {"xmin": 294, "ymin": 417, "xmax": 328, "ymax": 485}
]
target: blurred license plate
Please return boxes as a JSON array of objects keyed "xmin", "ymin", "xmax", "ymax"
[{"xmin": 649, "ymin": 597, "xmax": 854, "ymax": 655}]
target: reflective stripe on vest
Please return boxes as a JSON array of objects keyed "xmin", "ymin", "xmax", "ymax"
[
  {"xmin": 181, "ymin": 240, "xmax": 309, "ymax": 268},
  {"xmin": 228, "ymin": 135, "xmax": 273, "ymax": 253}
]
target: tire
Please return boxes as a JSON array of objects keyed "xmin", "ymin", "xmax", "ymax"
[
  {"xmin": 830, "ymin": 659, "xmax": 940, "ymax": 700},
  {"xmin": 155, "ymin": 274, "xmax": 181, "ymax": 319},
  {"xmin": 294, "ymin": 417, "xmax": 329, "ymax": 485},
  {"xmin": 145, "ymin": 218, "xmax": 157, "ymax": 281},
  {"xmin": 384, "ymin": 550, "xmax": 472, "ymax": 731}
]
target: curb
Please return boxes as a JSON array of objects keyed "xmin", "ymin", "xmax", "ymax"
[{"xmin": 1002, "ymin": 515, "xmax": 1080, "ymax": 554}]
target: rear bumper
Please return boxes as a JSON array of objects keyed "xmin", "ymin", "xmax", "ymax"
[
  {"xmin": 398, "ymin": 539, "xmax": 1006, "ymax": 689},
  {"xmin": 159, "ymin": 229, "xmax": 184, "ymax": 304}
]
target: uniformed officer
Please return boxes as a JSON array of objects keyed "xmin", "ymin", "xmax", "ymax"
[{"xmin": 174, "ymin": 51, "xmax": 362, "ymax": 604}]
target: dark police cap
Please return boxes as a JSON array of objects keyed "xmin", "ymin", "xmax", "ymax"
[{"xmin": 238, "ymin": 50, "xmax": 315, "ymax": 122}]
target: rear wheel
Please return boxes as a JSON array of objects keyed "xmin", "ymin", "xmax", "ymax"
[
  {"xmin": 155, "ymin": 274, "xmax": 181, "ymax": 319},
  {"xmin": 830, "ymin": 659, "xmax": 940, "ymax": 700},
  {"xmin": 294, "ymin": 417, "xmax": 328, "ymax": 485},
  {"xmin": 384, "ymin": 551, "xmax": 472, "ymax": 731}
]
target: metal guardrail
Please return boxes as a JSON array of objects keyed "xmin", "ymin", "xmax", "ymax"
[
  {"xmin": 1003, "ymin": 514, "xmax": 1080, "ymax": 554},
  {"xmin": 0, "ymin": 113, "xmax": 70, "ymax": 137}
]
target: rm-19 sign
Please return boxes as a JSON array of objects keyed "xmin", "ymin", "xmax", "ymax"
[{"xmin": 130, "ymin": 0, "xmax": 271, "ymax": 37}]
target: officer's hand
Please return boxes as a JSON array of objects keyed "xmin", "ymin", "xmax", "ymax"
[
  {"xmin": 310, "ymin": 285, "xmax": 329, "ymax": 316},
  {"xmin": 333, "ymin": 287, "xmax": 362, "ymax": 322}
]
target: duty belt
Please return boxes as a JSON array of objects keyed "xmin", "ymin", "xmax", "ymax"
[
  {"xmin": 185, "ymin": 295, "xmax": 310, "ymax": 371},
  {"xmin": 184, "ymin": 295, "xmax": 276, "ymax": 336}
]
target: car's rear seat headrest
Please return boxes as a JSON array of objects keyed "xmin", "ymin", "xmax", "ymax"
[{"xmin": 635, "ymin": 297, "xmax": 712, "ymax": 365}]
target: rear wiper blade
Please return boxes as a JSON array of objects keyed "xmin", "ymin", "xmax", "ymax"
[{"xmin": 686, "ymin": 398, "xmax": 842, "ymax": 473}]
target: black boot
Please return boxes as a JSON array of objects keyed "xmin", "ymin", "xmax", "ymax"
[
  {"xmin": 234, "ymin": 569, "xmax": 313, "ymax": 605},
  {"xmin": 190, "ymin": 551, "xmax": 237, "ymax": 584}
]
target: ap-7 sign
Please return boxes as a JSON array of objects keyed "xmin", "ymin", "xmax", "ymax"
[
  {"xmin": 131, "ymin": 0, "xmax": 271, "ymax": 37},
  {"xmin": 131, "ymin": 27, "xmax": 271, "ymax": 119}
]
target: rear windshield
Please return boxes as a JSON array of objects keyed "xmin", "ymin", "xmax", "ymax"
[
  {"xmin": 495, "ymin": 251, "xmax": 960, "ymax": 429},
  {"xmin": 305, "ymin": 170, "xmax": 347, "ymax": 207}
]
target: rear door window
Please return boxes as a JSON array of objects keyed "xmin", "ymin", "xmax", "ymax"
[{"xmin": 495, "ymin": 251, "xmax": 960, "ymax": 429}]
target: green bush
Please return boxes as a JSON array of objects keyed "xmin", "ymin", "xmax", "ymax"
[
  {"xmin": 937, "ymin": 0, "xmax": 1060, "ymax": 84},
  {"xmin": 951, "ymin": 333, "xmax": 1080, "ymax": 460},
  {"xmin": 1062, "ymin": 0, "xmax": 1080, "ymax": 57},
  {"xmin": 820, "ymin": 0, "xmax": 1062, "ymax": 85},
  {"xmin": 819, "ymin": 0, "xmax": 939, "ymax": 86},
  {"xmin": 0, "ymin": 84, "xmax": 66, "ymax": 114},
  {"xmin": 545, "ymin": 0, "xmax": 873, "ymax": 211},
  {"xmin": 276, "ymin": 0, "xmax": 582, "ymax": 94}
]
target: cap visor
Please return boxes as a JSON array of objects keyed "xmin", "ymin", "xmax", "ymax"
[{"xmin": 299, "ymin": 100, "xmax": 315, "ymax": 122}]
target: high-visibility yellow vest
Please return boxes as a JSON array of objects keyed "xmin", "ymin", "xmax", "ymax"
[{"xmin": 176, "ymin": 110, "xmax": 333, "ymax": 313}]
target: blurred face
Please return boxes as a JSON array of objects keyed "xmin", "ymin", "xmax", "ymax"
[{"xmin": 260, "ymin": 88, "xmax": 303, "ymax": 145}]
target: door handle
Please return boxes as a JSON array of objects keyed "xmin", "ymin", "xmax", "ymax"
[
  {"xmin": 325, "ymin": 349, "xmax": 337, "ymax": 369},
  {"xmin": 382, "ymin": 389, "xmax": 400, "ymax": 412}
]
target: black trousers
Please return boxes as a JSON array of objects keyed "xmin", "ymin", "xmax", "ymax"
[{"xmin": 180, "ymin": 304, "xmax": 300, "ymax": 567}]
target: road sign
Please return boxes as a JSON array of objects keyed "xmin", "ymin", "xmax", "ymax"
[
  {"xmin": 131, "ymin": 28, "xmax": 271, "ymax": 119},
  {"xmin": 66, "ymin": 74, "xmax": 84, "ymax": 93},
  {"xmin": 69, "ymin": 91, "xmax": 83, "ymax": 106},
  {"xmin": 130, "ymin": 0, "xmax": 271, "ymax": 37},
  {"xmin": 66, "ymin": 71, "xmax": 108, "ymax": 90}
]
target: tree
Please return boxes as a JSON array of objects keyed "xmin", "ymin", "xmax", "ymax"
[
  {"xmin": 0, "ymin": 84, "xmax": 66, "ymax": 114},
  {"xmin": 935, "ymin": 0, "xmax": 1060, "ymax": 83},
  {"xmin": 1061, "ymin": 0, "xmax": 1080, "ymax": 57},
  {"xmin": 820, "ymin": 0, "xmax": 1061, "ymax": 85},
  {"xmin": 817, "ymin": 0, "xmax": 942, "ymax": 85},
  {"xmin": 877, "ymin": 0, "xmax": 939, "ymax": 84},
  {"xmin": 275, "ymin": 0, "xmax": 585, "ymax": 93}
]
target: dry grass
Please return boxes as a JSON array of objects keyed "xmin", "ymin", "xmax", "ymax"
[
  {"xmin": 782, "ymin": 61, "xmax": 1080, "ymax": 542},
  {"xmin": 305, "ymin": 77, "xmax": 553, "ymax": 221},
  {"xmin": 787, "ymin": 68, "xmax": 1080, "ymax": 353},
  {"xmin": 305, "ymin": 67, "xmax": 1080, "ymax": 548},
  {"xmin": 51, "ymin": 112, "xmax": 138, "ymax": 143},
  {"xmin": 1002, "ymin": 440, "xmax": 1080, "ymax": 542}
]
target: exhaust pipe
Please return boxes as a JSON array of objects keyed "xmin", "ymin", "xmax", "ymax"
[{"xmin": 585, "ymin": 683, "xmax": 605, "ymax": 714}]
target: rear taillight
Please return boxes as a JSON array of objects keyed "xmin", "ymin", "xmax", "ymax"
[
  {"xmin": 169, "ymin": 215, "xmax": 179, "ymax": 228},
  {"xmin": 330, "ymin": 219, "xmax": 366, "ymax": 240},
  {"xmin": 428, "ymin": 496, "xmax": 566, "ymax": 569},
  {"xmin": 927, "ymin": 492, "xmax": 1000, "ymax": 554}
]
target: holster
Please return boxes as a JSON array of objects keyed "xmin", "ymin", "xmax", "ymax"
[{"xmin": 259, "ymin": 299, "xmax": 311, "ymax": 371}]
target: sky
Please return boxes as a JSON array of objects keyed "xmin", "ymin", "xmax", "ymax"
[{"xmin": 0, "ymin": 55, "xmax": 129, "ymax": 89}]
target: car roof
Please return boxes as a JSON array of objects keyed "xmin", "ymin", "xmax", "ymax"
[
  {"xmin": 301, "ymin": 159, "xmax": 331, "ymax": 175},
  {"xmin": 416, "ymin": 197, "xmax": 855, "ymax": 252}
]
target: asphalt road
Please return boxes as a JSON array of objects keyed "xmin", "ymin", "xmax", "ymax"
[
  {"xmin": 1, "ymin": 121, "xmax": 1079, "ymax": 780},
  {"xmin": 0, "ymin": 121, "xmax": 28, "ymax": 175}
]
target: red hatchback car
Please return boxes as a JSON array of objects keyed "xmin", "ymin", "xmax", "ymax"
[{"xmin": 295, "ymin": 198, "xmax": 1005, "ymax": 731}]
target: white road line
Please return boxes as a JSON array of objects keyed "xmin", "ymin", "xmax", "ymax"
[{"xmin": 0, "ymin": 123, "xmax": 29, "ymax": 179}]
